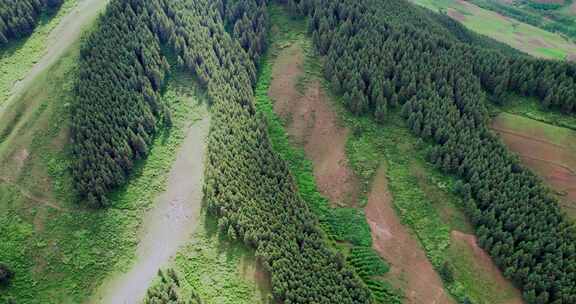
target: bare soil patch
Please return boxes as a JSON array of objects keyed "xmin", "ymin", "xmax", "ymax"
[
  {"xmin": 97, "ymin": 115, "xmax": 210, "ymax": 304},
  {"xmin": 451, "ymin": 231, "xmax": 524, "ymax": 304},
  {"xmin": 528, "ymin": 38, "xmax": 547, "ymax": 48},
  {"xmin": 268, "ymin": 44, "xmax": 360, "ymax": 207},
  {"xmin": 12, "ymin": 148, "xmax": 29, "ymax": 175},
  {"xmin": 239, "ymin": 257, "xmax": 277, "ymax": 304},
  {"xmin": 366, "ymin": 167, "xmax": 454, "ymax": 304},
  {"xmin": 447, "ymin": 8, "xmax": 466, "ymax": 22}
]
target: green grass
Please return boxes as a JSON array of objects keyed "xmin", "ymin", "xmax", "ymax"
[
  {"xmin": 447, "ymin": 238, "xmax": 521, "ymax": 304},
  {"xmin": 0, "ymin": 41, "xmax": 207, "ymax": 303},
  {"xmin": 495, "ymin": 111, "xmax": 576, "ymax": 148},
  {"xmin": 495, "ymin": 95, "xmax": 576, "ymax": 131},
  {"xmin": 535, "ymin": 47, "xmax": 567, "ymax": 59},
  {"xmin": 410, "ymin": 0, "xmax": 576, "ymax": 60},
  {"xmin": 0, "ymin": 0, "xmax": 77, "ymax": 106},
  {"xmin": 174, "ymin": 215, "xmax": 271, "ymax": 304},
  {"xmin": 347, "ymin": 247, "xmax": 390, "ymax": 277}
]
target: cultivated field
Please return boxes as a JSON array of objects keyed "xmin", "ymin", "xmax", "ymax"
[
  {"xmin": 412, "ymin": 0, "xmax": 576, "ymax": 60},
  {"xmin": 492, "ymin": 112, "xmax": 576, "ymax": 219}
]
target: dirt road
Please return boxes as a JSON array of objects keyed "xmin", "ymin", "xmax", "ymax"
[
  {"xmin": 1, "ymin": 0, "xmax": 109, "ymax": 114},
  {"xmin": 93, "ymin": 116, "xmax": 210, "ymax": 304}
]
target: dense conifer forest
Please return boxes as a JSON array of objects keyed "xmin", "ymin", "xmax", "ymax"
[
  {"xmin": 0, "ymin": 0, "xmax": 63, "ymax": 45},
  {"xmin": 5, "ymin": 0, "xmax": 575, "ymax": 302},
  {"xmin": 144, "ymin": 269, "xmax": 202, "ymax": 304},
  {"xmin": 71, "ymin": 0, "xmax": 372, "ymax": 302},
  {"xmin": 284, "ymin": 0, "xmax": 576, "ymax": 302}
]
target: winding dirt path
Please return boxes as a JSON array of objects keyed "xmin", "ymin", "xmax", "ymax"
[
  {"xmin": 93, "ymin": 116, "xmax": 210, "ymax": 304},
  {"xmin": 0, "ymin": 0, "xmax": 110, "ymax": 115}
]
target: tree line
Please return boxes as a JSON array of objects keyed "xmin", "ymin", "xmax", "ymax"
[
  {"xmin": 144, "ymin": 269, "xmax": 202, "ymax": 304},
  {"xmin": 287, "ymin": 0, "xmax": 576, "ymax": 302},
  {"xmin": 0, "ymin": 0, "xmax": 63, "ymax": 46},
  {"xmin": 73, "ymin": 0, "xmax": 373, "ymax": 302},
  {"xmin": 72, "ymin": 0, "xmax": 171, "ymax": 206}
]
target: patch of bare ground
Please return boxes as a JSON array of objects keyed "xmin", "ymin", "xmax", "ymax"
[
  {"xmin": 366, "ymin": 167, "xmax": 454, "ymax": 304},
  {"xmin": 239, "ymin": 256, "xmax": 277, "ymax": 304},
  {"xmin": 447, "ymin": 8, "xmax": 466, "ymax": 22},
  {"xmin": 11, "ymin": 148, "xmax": 29, "ymax": 175},
  {"xmin": 528, "ymin": 38, "xmax": 547, "ymax": 48},
  {"xmin": 451, "ymin": 231, "xmax": 524, "ymax": 304},
  {"xmin": 268, "ymin": 44, "xmax": 360, "ymax": 207}
]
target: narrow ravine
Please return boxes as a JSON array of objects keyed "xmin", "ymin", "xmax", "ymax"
[
  {"xmin": 1, "ymin": 0, "xmax": 109, "ymax": 114},
  {"xmin": 93, "ymin": 115, "xmax": 210, "ymax": 304}
]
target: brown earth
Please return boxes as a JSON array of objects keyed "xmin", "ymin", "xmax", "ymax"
[
  {"xmin": 268, "ymin": 43, "xmax": 360, "ymax": 207},
  {"xmin": 366, "ymin": 167, "xmax": 455, "ymax": 304},
  {"xmin": 447, "ymin": 8, "xmax": 466, "ymax": 22},
  {"xmin": 492, "ymin": 119, "xmax": 576, "ymax": 218},
  {"xmin": 451, "ymin": 231, "xmax": 524, "ymax": 304},
  {"xmin": 528, "ymin": 38, "xmax": 547, "ymax": 48}
]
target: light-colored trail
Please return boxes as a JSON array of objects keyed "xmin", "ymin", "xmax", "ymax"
[
  {"xmin": 93, "ymin": 116, "xmax": 210, "ymax": 304},
  {"xmin": 0, "ymin": 0, "xmax": 109, "ymax": 115}
]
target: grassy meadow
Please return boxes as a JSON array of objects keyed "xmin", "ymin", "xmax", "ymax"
[
  {"xmin": 0, "ymin": 0, "xmax": 77, "ymax": 106},
  {"xmin": 0, "ymin": 37, "xmax": 211, "ymax": 302},
  {"xmin": 411, "ymin": 0, "xmax": 576, "ymax": 60}
]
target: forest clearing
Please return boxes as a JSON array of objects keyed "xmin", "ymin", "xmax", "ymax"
[{"xmin": 94, "ymin": 113, "xmax": 209, "ymax": 303}]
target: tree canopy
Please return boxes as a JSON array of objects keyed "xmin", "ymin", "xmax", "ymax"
[
  {"xmin": 289, "ymin": 0, "xmax": 576, "ymax": 302},
  {"xmin": 72, "ymin": 0, "xmax": 373, "ymax": 302},
  {"xmin": 0, "ymin": 0, "xmax": 63, "ymax": 46}
]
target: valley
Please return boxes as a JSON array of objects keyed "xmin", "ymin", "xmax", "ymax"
[{"xmin": 1, "ymin": 0, "xmax": 576, "ymax": 303}]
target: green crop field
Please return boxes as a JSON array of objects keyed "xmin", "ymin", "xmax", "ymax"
[{"xmin": 411, "ymin": 0, "xmax": 576, "ymax": 60}]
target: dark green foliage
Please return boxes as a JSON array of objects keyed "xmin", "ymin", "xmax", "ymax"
[
  {"xmin": 364, "ymin": 280, "xmax": 403, "ymax": 304},
  {"xmin": 222, "ymin": 0, "xmax": 269, "ymax": 65},
  {"xmin": 73, "ymin": 0, "xmax": 370, "ymax": 303},
  {"xmin": 347, "ymin": 247, "xmax": 390, "ymax": 278},
  {"xmin": 184, "ymin": 0, "xmax": 372, "ymax": 300},
  {"xmin": 0, "ymin": 263, "xmax": 14, "ymax": 286},
  {"xmin": 290, "ymin": 0, "xmax": 576, "ymax": 302},
  {"xmin": 73, "ymin": 0, "xmax": 371, "ymax": 301},
  {"xmin": 144, "ymin": 269, "xmax": 202, "ymax": 304},
  {"xmin": 72, "ymin": 0, "xmax": 170, "ymax": 206},
  {"xmin": 0, "ymin": 0, "xmax": 63, "ymax": 46},
  {"xmin": 439, "ymin": 261, "xmax": 455, "ymax": 284}
]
